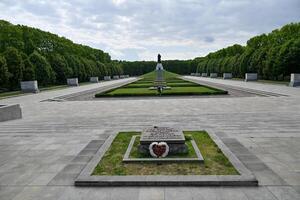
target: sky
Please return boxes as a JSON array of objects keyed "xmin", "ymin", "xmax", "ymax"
[{"xmin": 0, "ymin": 0, "xmax": 299, "ymax": 61}]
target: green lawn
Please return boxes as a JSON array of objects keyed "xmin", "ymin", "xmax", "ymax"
[
  {"xmin": 92, "ymin": 131, "xmax": 239, "ymax": 175},
  {"xmin": 95, "ymin": 70, "xmax": 228, "ymax": 97}
]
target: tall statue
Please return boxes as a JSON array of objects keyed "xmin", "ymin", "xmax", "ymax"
[{"xmin": 157, "ymin": 54, "xmax": 161, "ymax": 63}]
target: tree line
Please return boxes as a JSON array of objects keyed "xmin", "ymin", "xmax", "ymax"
[
  {"xmin": 1, "ymin": 20, "xmax": 299, "ymax": 92},
  {"xmin": 0, "ymin": 20, "xmax": 123, "ymax": 91},
  {"xmin": 196, "ymin": 23, "xmax": 300, "ymax": 80}
]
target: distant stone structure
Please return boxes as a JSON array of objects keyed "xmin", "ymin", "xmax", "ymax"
[{"xmin": 20, "ymin": 80, "xmax": 39, "ymax": 93}]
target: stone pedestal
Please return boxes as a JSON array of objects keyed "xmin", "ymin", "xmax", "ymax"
[
  {"xmin": 289, "ymin": 73, "xmax": 300, "ymax": 87},
  {"xmin": 223, "ymin": 73, "xmax": 232, "ymax": 79},
  {"xmin": 90, "ymin": 77, "xmax": 99, "ymax": 83},
  {"xmin": 245, "ymin": 73, "xmax": 257, "ymax": 81},
  {"xmin": 210, "ymin": 73, "xmax": 217, "ymax": 78},
  {"xmin": 67, "ymin": 78, "xmax": 79, "ymax": 86},
  {"xmin": 104, "ymin": 76, "xmax": 111, "ymax": 81},
  {"xmin": 201, "ymin": 73, "xmax": 208, "ymax": 77},
  {"xmin": 113, "ymin": 75, "xmax": 119, "ymax": 80},
  {"xmin": 138, "ymin": 127, "xmax": 188, "ymax": 155},
  {"xmin": 0, "ymin": 104, "xmax": 22, "ymax": 122},
  {"xmin": 20, "ymin": 81, "xmax": 39, "ymax": 93}
]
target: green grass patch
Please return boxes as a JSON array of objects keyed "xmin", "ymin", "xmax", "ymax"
[
  {"xmin": 92, "ymin": 131, "xmax": 239, "ymax": 175},
  {"xmin": 95, "ymin": 70, "xmax": 228, "ymax": 97}
]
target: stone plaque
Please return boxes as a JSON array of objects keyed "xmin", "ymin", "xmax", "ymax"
[{"xmin": 140, "ymin": 127, "xmax": 185, "ymax": 144}]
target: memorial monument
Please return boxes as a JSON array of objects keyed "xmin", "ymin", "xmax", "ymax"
[
  {"xmin": 138, "ymin": 126, "xmax": 188, "ymax": 157},
  {"xmin": 150, "ymin": 54, "xmax": 170, "ymax": 94}
]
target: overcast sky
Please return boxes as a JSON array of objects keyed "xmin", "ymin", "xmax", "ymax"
[{"xmin": 0, "ymin": 0, "xmax": 299, "ymax": 61}]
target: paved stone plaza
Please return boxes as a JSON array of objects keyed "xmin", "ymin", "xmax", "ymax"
[{"xmin": 0, "ymin": 77, "xmax": 299, "ymax": 200}]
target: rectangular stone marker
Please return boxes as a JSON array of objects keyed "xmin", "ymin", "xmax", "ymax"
[
  {"xmin": 20, "ymin": 80, "xmax": 39, "ymax": 93},
  {"xmin": 289, "ymin": 73, "xmax": 300, "ymax": 87},
  {"xmin": 223, "ymin": 73, "xmax": 232, "ymax": 79},
  {"xmin": 90, "ymin": 77, "xmax": 99, "ymax": 83},
  {"xmin": 210, "ymin": 73, "xmax": 217, "ymax": 78},
  {"xmin": 67, "ymin": 78, "xmax": 79, "ymax": 86},
  {"xmin": 0, "ymin": 104, "xmax": 22, "ymax": 122},
  {"xmin": 104, "ymin": 76, "xmax": 111, "ymax": 81},
  {"xmin": 245, "ymin": 73, "xmax": 257, "ymax": 81},
  {"xmin": 140, "ymin": 127, "xmax": 185, "ymax": 144},
  {"xmin": 113, "ymin": 75, "xmax": 119, "ymax": 80},
  {"xmin": 201, "ymin": 73, "xmax": 208, "ymax": 77}
]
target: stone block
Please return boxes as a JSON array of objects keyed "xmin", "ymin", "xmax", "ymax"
[
  {"xmin": 89, "ymin": 77, "xmax": 98, "ymax": 83},
  {"xmin": 120, "ymin": 75, "xmax": 126, "ymax": 79},
  {"xmin": 210, "ymin": 73, "xmax": 218, "ymax": 78},
  {"xmin": 113, "ymin": 75, "xmax": 119, "ymax": 80},
  {"xmin": 104, "ymin": 76, "xmax": 111, "ymax": 81},
  {"xmin": 190, "ymin": 73, "xmax": 196, "ymax": 76},
  {"xmin": 223, "ymin": 73, "xmax": 232, "ymax": 79},
  {"xmin": 245, "ymin": 73, "xmax": 257, "ymax": 81},
  {"xmin": 20, "ymin": 80, "xmax": 39, "ymax": 93},
  {"xmin": 201, "ymin": 73, "xmax": 208, "ymax": 77},
  {"xmin": 125, "ymin": 75, "xmax": 130, "ymax": 78},
  {"xmin": 289, "ymin": 73, "xmax": 300, "ymax": 87},
  {"xmin": 0, "ymin": 104, "xmax": 22, "ymax": 122},
  {"xmin": 67, "ymin": 78, "xmax": 79, "ymax": 86}
]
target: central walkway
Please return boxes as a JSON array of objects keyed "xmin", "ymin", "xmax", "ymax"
[{"xmin": 0, "ymin": 77, "xmax": 299, "ymax": 200}]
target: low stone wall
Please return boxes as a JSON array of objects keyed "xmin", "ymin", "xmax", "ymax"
[
  {"xmin": 90, "ymin": 77, "xmax": 99, "ymax": 83},
  {"xmin": 104, "ymin": 76, "xmax": 111, "ymax": 81},
  {"xmin": 210, "ymin": 73, "xmax": 217, "ymax": 78},
  {"xmin": 245, "ymin": 73, "xmax": 257, "ymax": 81},
  {"xmin": 223, "ymin": 73, "xmax": 232, "ymax": 79},
  {"xmin": 201, "ymin": 73, "xmax": 208, "ymax": 77},
  {"xmin": 0, "ymin": 104, "xmax": 22, "ymax": 122},
  {"xmin": 67, "ymin": 78, "xmax": 79, "ymax": 86},
  {"xmin": 20, "ymin": 81, "xmax": 39, "ymax": 93},
  {"xmin": 289, "ymin": 73, "xmax": 300, "ymax": 87},
  {"xmin": 125, "ymin": 75, "xmax": 130, "ymax": 78},
  {"xmin": 120, "ymin": 75, "xmax": 126, "ymax": 79},
  {"xmin": 190, "ymin": 73, "xmax": 196, "ymax": 76},
  {"xmin": 113, "ymin": 75, "xmax": 119, "ymax": 80}
]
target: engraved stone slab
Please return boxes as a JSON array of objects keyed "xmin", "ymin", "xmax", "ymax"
[{"xmin": 140, "ymin": 127, "xmax": 185, "ymax": 144}]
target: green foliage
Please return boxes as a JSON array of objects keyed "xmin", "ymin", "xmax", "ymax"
[
  {"xmin": 0, "ymin": 20, "xmax": 115, "ymax": 90},
  {"xmin": 196, "ymin": 23, "xmax": 300, "ymax": 80},
  {"xmin": 21, "ymin": 53, "xmax": 35, "ymax": 81},
  {"xmin": 3, "ymin": 47, "xmax": 24, "ymax": 89},
  {"xmin": 0, "ymin": 55, "xmax": 9, "ymax": 88},
  {"xmin": 29, "ymin": 51, "xmax": 55, "ymax": 86}
]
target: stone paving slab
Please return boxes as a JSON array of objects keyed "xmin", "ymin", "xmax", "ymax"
[{"xmin": 0, "ymin": 77, "xmax": 299, "ymax": 199}]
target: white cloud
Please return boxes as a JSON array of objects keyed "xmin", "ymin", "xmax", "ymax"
[{"xmin": 0, "ymin": 0, "xmax": 299, "ymax": 61}]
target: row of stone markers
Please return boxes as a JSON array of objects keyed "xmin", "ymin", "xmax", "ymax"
[
  {"xmin": 20, "ymin": 75, "xmax": 130, "ymax": 93},
  {"xmin": 190, "ymin": 73, "xmax": 300, "ymax": 87}
]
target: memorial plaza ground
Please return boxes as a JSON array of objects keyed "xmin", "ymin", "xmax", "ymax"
[{"xmin": 0, "ymin": 77, "xmax": 299, "ymax": 199}]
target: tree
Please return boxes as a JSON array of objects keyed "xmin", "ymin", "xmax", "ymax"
[
  {"xmin": 29, "ymin": 51, "xmax": 55, "ymax": 85},
  {"xmin": 21, "ymin": 52, "xmax": 35, "ymax": 81},
  {"xmin": 0, "ymin": 55, "xmax": 9, "ymax": 88},
  {"xmin": 48, "ymin": 53, "xmax": 72, "ymax": 83},
  {"xmin": 3, "ymin": 47, "xmax": 24, "ymax": 89}
]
